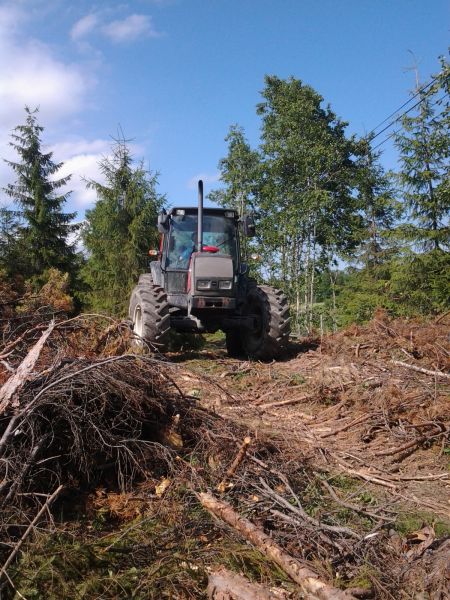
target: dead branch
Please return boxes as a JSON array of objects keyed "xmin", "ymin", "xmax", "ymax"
[
  {"xmin": 0, "ymin": 484, "xmax": 63, "ymax": 580},
  {"xmin": 257, "ymin": 477, "xmax": 359, "ymax": 539},
  {"xmin": 320, "ymin": 480, "xmax": 394, "ymax": 523},
  {"xmin": 392, "ymin": 360, "xmax": 450, "ymax": 380},
  {"xmin": 199, "ymin": 491, "xmax": 356, "ymax": 600},
  {"xmin": 0, "ymin": 320, "xmax": 55, "ymax": 413},
  {"xmin": 373, "ymin": 427, "xmax": 449, "ymax": 457},
  {"xmin": 217, "ymin": 436, "xmax": 252, "ymax": 493},
  {"xmin": 320, "ymin": 414, "xmax": 372, "ymax": 439},
  {"xmin": 259, "ymin": 394, "xmax": 312, "ymax": 410}
]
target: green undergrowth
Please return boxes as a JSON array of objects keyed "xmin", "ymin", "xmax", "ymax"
[
  {"xmin": 8, "ymin": 489, "xmax": 294, "ymax": 600},
  {"xmin": 394, "ymin": 511, "xmax": 450, "ymax": 538}
]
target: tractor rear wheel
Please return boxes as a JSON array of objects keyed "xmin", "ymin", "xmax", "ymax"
[
  {"xmin": 242, "ymin": 285, "xmax": 290, "ymax": 360},
  {"xmin": 129, "ymin": 284, "xmax": 170, "ymax": 350}
]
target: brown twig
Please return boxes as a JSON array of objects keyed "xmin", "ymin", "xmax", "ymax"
[{"xmin": 217, "ymin": 436, "xmax": 252, "ymax": 493}]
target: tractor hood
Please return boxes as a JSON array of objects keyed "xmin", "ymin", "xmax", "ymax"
[{"xmin": 189, "ymin": 253, "xmax": 235, "ymax": 296}]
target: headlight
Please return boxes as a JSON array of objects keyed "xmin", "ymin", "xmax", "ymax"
[
  {"xmin": 219, "ymin": 279, "xmax": 232, "ymax": 290},
  {"xmin": 197, "ymin": 280, "xmax": 211, "ymax": 290}
]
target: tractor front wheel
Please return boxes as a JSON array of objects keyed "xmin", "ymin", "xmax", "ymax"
[
  {"xmin": 129, "ymin": 284, "xmax": 170, "ymax": 351},
  {"xmin": 225, "ymin": 330, "xmax": 244, "ymax": 358},
  {"xmin": 242, "ymin": 285, "xmax": 290, "ymax": 360}
]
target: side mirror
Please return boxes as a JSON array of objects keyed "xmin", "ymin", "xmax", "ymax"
[
  {"xmin": 242, "ymin": 214, "xmax": 256, "ymax": 237},
  {"xmin": 157, "ymin": 211, "xmax": 169, "ymax": 233}
]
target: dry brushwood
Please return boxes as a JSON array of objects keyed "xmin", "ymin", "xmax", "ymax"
[{"xmin": 0, "ymin": 351, "xmax": 210, "ymax": 506}]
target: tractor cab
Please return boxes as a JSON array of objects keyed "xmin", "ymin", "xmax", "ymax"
[{"xmin": 162, "ymin": 208, "xmax": 239, "ymax": 271}]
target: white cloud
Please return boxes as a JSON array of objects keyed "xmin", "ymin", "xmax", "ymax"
[
  {"xmin": 187, "ymin": 172, "xmax": 220, "ymax": 190},
  {"xmin": 70, "ymin": 13, "xmax": 98, "ymax": 40},
  {"xmin": 0, "ymin": 6, "xmax": 92, "ymax": 132},
  {"xmin": 102, "ymin": 14, "xmax": 161, "ymax": 43},
  {"xmin": 50, "ymin": 138, "xmax": 111, "ymax": 210},
  {"xmin": 0, "ymin": 3, "xmax": 96, "ymax": 212}
]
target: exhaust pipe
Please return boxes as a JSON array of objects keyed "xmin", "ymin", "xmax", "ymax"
[{"xmin": 197, "ymin": 179, "xmax": 203, "ymax": 252}]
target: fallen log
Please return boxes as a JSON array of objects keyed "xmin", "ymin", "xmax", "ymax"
[{"xmin": 198, "ymin": 491, "xmax": 355, "ymax": 600}]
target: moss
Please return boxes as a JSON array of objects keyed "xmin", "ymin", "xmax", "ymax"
[{"xmin": 395, "ymin": 511, "xmax": 450, "ymax": 537}]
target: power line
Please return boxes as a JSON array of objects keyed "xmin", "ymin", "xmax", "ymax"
[
  {"xmin": 371, "ymin": 92, "xmax": 449, "ymax": 150},
  {"xmin": 369, "ymin": 74, "xmax": 440, "ymax": 135},
  {"xmin": 369, "ymin": 78, "xmax": 447, "ymax": 143}
]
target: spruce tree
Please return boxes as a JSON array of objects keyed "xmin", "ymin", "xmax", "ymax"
[
  {"xmin": 394, "ymin": 60, "xmax": 449, "ymax": 250},
  {"xmin": 81, "ymin": 138, "xmax": 164, "ymax": 315},
  {"xmin": 4, "ymin": 107, "xmax": 77, "ymax": 277}
]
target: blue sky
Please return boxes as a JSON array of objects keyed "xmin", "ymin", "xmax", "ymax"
[{"xmin": 0, "ymin": 0, "xmax": 448, "ymax": 217}]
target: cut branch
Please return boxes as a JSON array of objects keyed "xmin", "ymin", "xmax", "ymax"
[
  {"xmin": 0, "ymin": 484, "xmax": 63, "ymax": 581},
  {"xmin": 217, "ymin": 436, "xmax": 251, "ymax": 493}
]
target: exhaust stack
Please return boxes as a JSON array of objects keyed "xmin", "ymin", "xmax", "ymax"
[{"xmin": 197, "ymin": 179, "xmax": 203, "ymax": 252}]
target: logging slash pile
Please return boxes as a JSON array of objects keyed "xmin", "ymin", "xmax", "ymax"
[{"xmin": 0, "ymin": 306, "xmax": 448, "ymax": 599}]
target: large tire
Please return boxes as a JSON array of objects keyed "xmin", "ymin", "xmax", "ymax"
[
  {"xmin": 225, "ymin": 330, "xmax": 244, "ymax": 358},
  {"xmin": 129, "ymin": 284, "xmax": 170, "ymax": 350},
  {"xmin": 242, "ymin": 285, "xmax": 290, "ymax": 360}
]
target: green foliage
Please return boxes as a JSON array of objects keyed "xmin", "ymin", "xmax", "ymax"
[
  {"xmin": 81, "ymin": 138, "xmax": 164, "ymax": 315},
  {"xmin": 334, "ymin": 249, "xmax": 450, "ymax": 325},
  {"xmin": 208, "ymin": 124, "xmax": 260, "ymax": 215},
  {"xmin": 4, "ymin": 107, "xmax": 78, "ymax": 279},
  {"xmin": 394, "ymin": 58, "xmax": 450, "ymax": 250}
]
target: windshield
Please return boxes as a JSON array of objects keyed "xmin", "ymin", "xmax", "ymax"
[{"xmin": 165, "ymin": 213, "xmax": 238, "ymax": 270}]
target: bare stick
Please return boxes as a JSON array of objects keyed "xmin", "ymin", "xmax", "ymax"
[
  {"xmin": 392, "ymin": 360, "xmax": 450, "ymax": 380},
  {"xmin": 0, "ymin": 320, "xmax": 55, "ymax": 414},
  {"xmin": 217, "ymin": 436, "xmax": 251, "ymax": 493},
  {"xmin": 320, "ymin": 414, "xmax": 372, "ymax": 439},
  {"xmin": 260, "ymin": 394, "xmax": 312, "ymax": 410},
  {"xmin": 199, "ymin": 491, "xmax": 355, "ymax": 600},
  {"xmin": 0, "ymin": 484, "xmax": 63, "ymax": 580},
  {"xmin": 320, "ymin": 480, "xmax": 394, "ymax": 523},
  {"xmin": 373, "ymin": 427, "xmax": 448, "ymax": 457}
]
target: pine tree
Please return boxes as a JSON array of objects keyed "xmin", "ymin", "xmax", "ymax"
[
  {"xmin": 4, "ymin": 107, "xmax": 77, "ymax": 277},
  {"xmin": 82, "ymin": 138, "xmax": 164, "ymax": 315}
]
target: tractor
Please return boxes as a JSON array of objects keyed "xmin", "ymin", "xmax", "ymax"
[{"xmin": 129, "ymin": 181, "xmax": 290, "ymax": 359}]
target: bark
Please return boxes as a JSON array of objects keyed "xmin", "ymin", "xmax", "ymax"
[
  {"xmin": 207, "ymin": 568, "xmax": 285, "ymax": 600},
  {"xmin": 199, "ymin": 491, "xmax": 355, "ymax": 600},
  {"xmin": 0, "ymin": 320, "xmax": 55, "ymax": 414}
]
